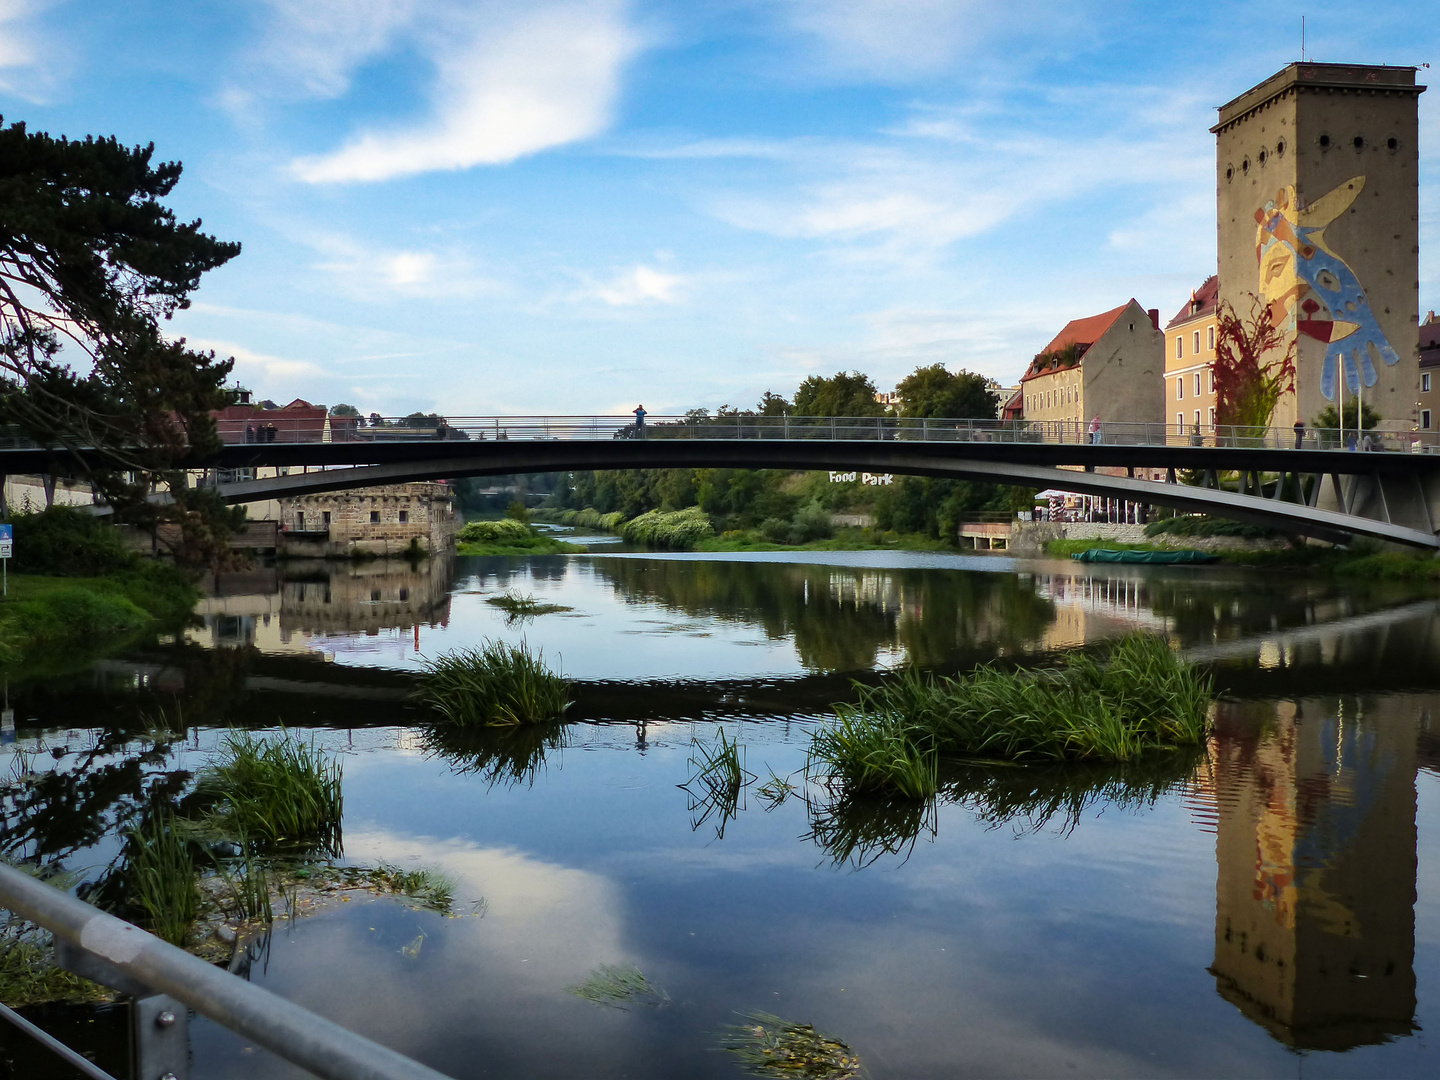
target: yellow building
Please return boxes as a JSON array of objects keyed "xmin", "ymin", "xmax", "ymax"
[{"xmin": 1163, "ymin": 275, "xmax": 1219, "ymax": 437}]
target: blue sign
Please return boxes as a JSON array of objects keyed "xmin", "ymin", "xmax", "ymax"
[{"xmin": 0, "ymin": 525, "xmax": 11, "ymax": 541}]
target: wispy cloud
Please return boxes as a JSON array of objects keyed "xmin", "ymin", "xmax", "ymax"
[
  {"xmin": 290, "ymin": 0, "xmax": 640, "ymax": 183},
  {"xmin": 592, "ymin": 264, "xmax": 685, "ymax": 306},
  {"xmin": 191, "ymin": 338, "xmax": 326, "ymax": 382},
  {"xmin": 245, "ymin": 0, "xmax": 417, "ymax": 101},
  {"xmin": 0, "ymin": 0, "xmax": 59, "ymax": 100},
  {"xmin": 308, "ymin": 235, "xmax": 503, "ymax": 299}
]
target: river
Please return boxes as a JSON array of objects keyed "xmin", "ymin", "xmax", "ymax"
[{"xmin": 3, "ymin": 541, "xmax": 1438, "ymax": 1078}]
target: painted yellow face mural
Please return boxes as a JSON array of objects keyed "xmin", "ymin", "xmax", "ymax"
[{"xmin": 1255, "ymin": 177, "xmax": 1400, "ymax": 401}]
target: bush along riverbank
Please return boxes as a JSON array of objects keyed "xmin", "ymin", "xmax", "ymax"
[
  {"xmin": 0, "ymin": 508, "xmax": 200, "ymax": 666},
  {"xmin": 542, "ymin": 505, "xmax": 973, "ymax": 554},
  {"xmin": 456, "ymin": 517, "xmax": 582, "ymax": 555},
  {"xmin": 808, "ymin": 635, "xmax": 1213, "ymax": 800}
]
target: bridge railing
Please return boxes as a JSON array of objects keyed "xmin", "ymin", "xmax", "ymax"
[
  {"xmin": 214, "ymin": 415, "xmax": 1440, "ymax": 454},
  {"xmin": 5, "ymin": 417, "xmax": 1439, "ymax": 454}
]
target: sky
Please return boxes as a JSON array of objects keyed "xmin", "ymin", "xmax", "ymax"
[{"xmin": 2, "ymin": 0, "xmax": 1436, "ymax": 417}]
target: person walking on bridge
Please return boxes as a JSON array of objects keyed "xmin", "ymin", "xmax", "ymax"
[
  {"xmin": 634, "ymin": 404, "xmax": 646, "ymax": 439},
  {"xmin": 1294, "ymin": 419, "xmax": 1306, "ymax": 449},
  {"xmin": 1088, "ymin": 414, "xmax": 1102, "ymax": 445}
]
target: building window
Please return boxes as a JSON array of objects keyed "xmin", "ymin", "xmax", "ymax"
[
  {"xmin": 322, "ymin": 511, "xmax": 331, "ymax": 527},
  {"xmin": 1175, "ymin": 336, "xmax": 1183, "ymax": 359},
  {"xmin": 1209, "ymin": 407, "xmax": 1216, "ymax": 428},
  {"xmin": 1193, "ymin": 373, "xmax": 1201, "ymax": 397},
  {"xmin": 370, "ymin": 510, "xmax": 380, "ymax": 524},
  {"xmin": 1177, "ymin": 412, "xmax": 1185, "ymax": 431},
  {"xmin": 398, "ymin": 510, "xmax": 409, "ymax": 524},
  {"xmin": 1424, "ymin": 410, "xmax": 1433, "ymax": 430},
  {"xmin": 1207, "ymin": 326, "xmax": 1215, "ymax": 351},
  {"xmin": 1176, "ymin": 377, "xmax": 1184, "ymax": 400},
  {"xmin": 1193, "ymin": 330, "xmax": 1201, "ymax": 354},
  {"xmin": 1194, "ymin": 410, "xmax": 1201, "ymax": 430},
  {"xmin": 295, "ymin": 512, "xmax": 305, "ymax": 530},
  {"xmin": 1424, "ymin": 372, "xmax": 1432, "ymax": 392}
]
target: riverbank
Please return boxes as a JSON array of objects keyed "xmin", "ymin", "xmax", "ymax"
[
  {"xmin": 1044, "ymin": 536, "xmax": 1440, "ymax": 579},
  {"xmin": 0, "ymin": 564, "xmax": 199, "ymax": 666}
]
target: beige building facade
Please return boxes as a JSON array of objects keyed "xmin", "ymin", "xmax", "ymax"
[
  {"xmin": 1213, "ymin": 63, "xmax": 1425, "ymax": 430},
  {"xmin": 279, "ymin": 483, "xmax": 457, "ymax": 558},
  {"xmin": 1021, "ymin": 299, "xmax": 1165, "ymax": 431},
  {"xmin": 1164, "ymin": 276, "xmax": 1219, "ymax": 435}
]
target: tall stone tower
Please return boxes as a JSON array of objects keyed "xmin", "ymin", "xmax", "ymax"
[{"xmin": 1213, "ymin": 64, "xmax": 1425, "ymax": 430}]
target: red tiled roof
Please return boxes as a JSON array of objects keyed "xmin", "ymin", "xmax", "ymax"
[
  {"xmin": 1021, "ymin": 301, "xmax": 1132, "ymax": 382},
  {"xmin": 1164, "ymin": 275, "xmax": 1218, "ymax": 330}
]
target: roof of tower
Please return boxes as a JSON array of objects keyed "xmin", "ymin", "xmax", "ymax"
[{"xmin": 1213, "ymin": 63, "xmax": 1424, "ymax": 133}]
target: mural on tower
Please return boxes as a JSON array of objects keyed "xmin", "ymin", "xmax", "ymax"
[{"xmin": 1255, "ymin": 177, "xmax": 1401, "ymax": 401}]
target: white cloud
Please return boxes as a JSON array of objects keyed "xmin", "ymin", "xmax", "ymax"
[
  {"xmin": 307, "ymin": 234, "xmax": 502, "ymax": 299},
  {"xmin": 773, "ymin": 0, "xmax": 1093, "ymax": 80},
  {"xmin": 247, "ymin": 0, "xmax": 418, "ymax": 101},
  {"xmin": 0, "ymin": 0, "xmax": 57, "ymax": 99},
  {"xmin": 291, "ymin": 0, "xmax": 640, "ymax": 183},
  {"xmin": 592, "ymin": 264, "xmax": 685, "ymax": 306},
  {"xmin": 190, "ymin": 338, "xmax": 326, "ymax": 382}
]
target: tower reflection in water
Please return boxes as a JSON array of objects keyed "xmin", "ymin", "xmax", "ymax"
[{"xmin": 1209, "ymin": 696, "xmax": 1420, "ymax": 1049}]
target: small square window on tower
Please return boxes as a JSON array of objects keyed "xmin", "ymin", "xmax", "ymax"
[
  {"xmin": 399, "ymin": 510, "xmax": 409, "ymax": 524},
  {"xmin": 370, "ymin": 510, "xmax": 380, "ymax": 524}
]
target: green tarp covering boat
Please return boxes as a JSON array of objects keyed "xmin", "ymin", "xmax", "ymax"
[{"xmin": 1070, "ymin": 548, "xmax": 1220, "ymax": 564}]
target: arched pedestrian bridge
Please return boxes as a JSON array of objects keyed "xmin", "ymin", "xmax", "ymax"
[{"xmin": 6, "ymin": 415, "xmax": 1439, "ymax": 549}]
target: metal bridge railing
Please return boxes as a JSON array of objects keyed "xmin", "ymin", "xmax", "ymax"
[
  {"xmin": 0, "ymin": 861, "xmax": 453, "ymax": 1080},
  {"xmin": 5, "ymin": 415, "xmax": 1438, "ymax": 454}
]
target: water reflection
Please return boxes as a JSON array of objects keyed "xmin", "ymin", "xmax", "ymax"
[{"xmin": 1207, "ymin": 695, "xmax": 1423, "ymax": 1050}]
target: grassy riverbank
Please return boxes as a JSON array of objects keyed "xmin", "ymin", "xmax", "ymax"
[
  {"xmin": 1044, "ymin": 536, "xmax": 1440, "ymax": 579},
  {"xmin": 0, "ymin": 563, "xmax": 199, "ymax": 665}
]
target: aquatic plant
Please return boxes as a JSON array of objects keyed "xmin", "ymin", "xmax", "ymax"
[
  {"xmin": 212, "ymin": 839, "xmax": 273, "ymax": 927},
  {"xmin": 756, "ymin": 767, "xmax": 799, "ymax": 810},
  {"xmin": 128, "ymin": 811, "xmax": 200, "ymax": 946},
  {"xmin": 338, "ymin": 864, "xmax": 458, "ymax": 913},
  {"xmin": 0, "ymin": 925, "xmax": 111, "ymax": 1007},
  {"xmin": 808, "ymin": 711, "xmax": 938, "ymax": 799},
  {"xmin": 416, "ymin": 641, "xmax": 572, "ymax": 727},
  {"xmin": 194, "ymin": 731, "xmax": 344, "ymax": 855},
  {"xmin": 811, "ymin": 635, "xmax": 1212, "ymax": 797},
  {"xmin": 680, "ymin": 728, "xmax": 754, "ymax": 838},
  {"xmin": 719, "ymin": 1011, "xmax": 861, "ymax": 1079},
  {"xmin": 484, "ymin": 589, "xmax": 572, "ymax": 624},
  {"xmin": 566, "ymin": 964, "xmax": 669, "ymax": 1009}
]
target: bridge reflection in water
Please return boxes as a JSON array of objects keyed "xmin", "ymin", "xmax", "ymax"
[{"xmin": 1207, "ymin": 695, "xmax": 1424, "ymax": 1050}]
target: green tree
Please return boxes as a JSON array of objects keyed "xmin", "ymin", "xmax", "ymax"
[
  {"xmin": 895, "ymin": 364, "xmax": 998, "ymax": 419},
  {"xmin": 329, "ymin": 403, "xmax": 361, "ymax": 418},
  {"xmin": 757, "ymin": 391, "xmax": 791, "ymax": 416},
  {"xmin": 0, "ymin": 117, "xmax": 242, "ymax": 563},
  {"xmin": 1311, "ymin": 403, "xmax": 1380, "ymax": 431},
  {"xmin": 792, "ymin": 372, "xmax": 884, "ymax": 417}
]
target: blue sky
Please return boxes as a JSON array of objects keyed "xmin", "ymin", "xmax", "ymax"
[{"xmin": 2, "ymin": 1, "xmax": 1436, "ymax": 416}]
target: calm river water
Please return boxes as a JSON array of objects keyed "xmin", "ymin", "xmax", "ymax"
[{"xmin": 3, "ymin": 542, "xmax": 1439, "ymax": 1078}]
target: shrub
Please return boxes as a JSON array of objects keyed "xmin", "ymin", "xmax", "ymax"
[
  {"xmin": 8, "ymin": 507, "xmax": 135, "ymax": 576},
  {"xmin": 619, "ymin": 507, "xmax": 714, "ymax": 550},
  {"xmin": 458, "ymin": 518, "xmax": 534, "ymax": 544},
  {"xmin": 416, "ymin": 640, "xmax": 571, "ymax": 727}
]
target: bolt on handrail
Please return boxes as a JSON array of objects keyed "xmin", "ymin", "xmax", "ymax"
[{"xmin": 0, "ymin": 861, "xmax": 454, "ymax": 1080}]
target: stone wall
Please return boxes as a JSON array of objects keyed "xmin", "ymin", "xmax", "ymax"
[{"xmin": 279, "ymin": 482, "xmax": 457, "ymax": 557}]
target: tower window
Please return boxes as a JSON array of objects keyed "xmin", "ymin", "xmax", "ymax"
[
  {"xmin": 1225, "ymin": 166, "xmax": 1234, "ymax": 182},
  {"xmin": 1387, "ymin": 136, "xmax": 1399, "ymax": 151},
  {"xmin": 1276, "ymin": 139, "xmax": 1286, "ymax": 157},
  {"xmin": 1318, "ymin": 134, "xmax": 1331, "ymax": 149},
  {"xmin": 1353, "ymin": 135, "xmax": 1365, "ymax": 150},
  {"xmin": 398, "ymin": 510, "xmax": 409, "ymax": 524},
  {"xmin": 370, "ymin": 510, "xmax": 380, "ymax": 523},
  {"xmin": 1241, "ymin": 157, "xmax": 1250, "ymax": 174},
  {"xmin": 1258, "ymin": 149, "xmax": 1267, "ymax": 165}
]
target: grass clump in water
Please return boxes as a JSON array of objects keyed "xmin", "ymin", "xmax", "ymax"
[
  {"xmin": 566, "ymin": 964, "xmax": 670, "ymax": 1009},
  {"xmin": 719, "ymin": 1011, "xmax": 861, "ymax": 1079},
  {"xmin": 484, "ymin": 589, "xmax": 572, "ymax": 623},
  {"xmin": 417, "ymin": 641, "xmax": 571, "ymax": 727},
  {"xmin": 128, "ymin": 811, "xmax": 200, "ymax": 946},
  {"xmin": 194, "ymin": 731, "xmax": 344, "ymax": 856},
  {"xmin": 680, "ymin": 727, "xmax": 754, "ymax": 838},
  {"xmin": 811, "ymin": 634, "xmax": 1212, "ymax": 797}
]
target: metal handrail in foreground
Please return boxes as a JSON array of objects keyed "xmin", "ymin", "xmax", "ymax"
[{"xmin": 0, "ymin": 861, "xmax": 454, "ymax": 1080}]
